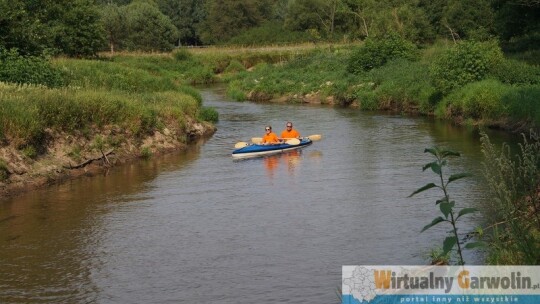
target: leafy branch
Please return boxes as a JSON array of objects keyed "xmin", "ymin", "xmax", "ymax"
[{"xmin": 409, "ymin": 147, "xmax": 484, "ymax": 265}]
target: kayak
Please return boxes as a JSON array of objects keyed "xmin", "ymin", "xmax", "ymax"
[{"xmin": 232, "ymin": 138, "xmax": 312, "ymax": 159}]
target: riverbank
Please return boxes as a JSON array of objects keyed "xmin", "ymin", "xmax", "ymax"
[
  {"xmin": 0, "ymin": 52, "xmax": 220, "ymax": 198},
  {"xmin": 0, "ymin": 118, "xmax": 215, "ymax": 198},
  {"xmin": 222, "ymin": 40, "xmax": 539, "ymax": 133}
]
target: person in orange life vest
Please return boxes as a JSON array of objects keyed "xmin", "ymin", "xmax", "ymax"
[
  {"xmin": 261, "ymin": 125, "xmax": 280, "ymax": 144},
  {"xmin": 281, "ymin": 122, "xmax": 301, "ymax": 139}
]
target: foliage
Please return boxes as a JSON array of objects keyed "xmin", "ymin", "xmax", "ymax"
[
  {"xmin": 503, "ymin": 85, "xmax": 540, "ymax": 126},
  {"xmin": 491, "ymin": 58, "xmax": 540, "ymax": 86},
  {"xmin": 198, "ymin": 0, "xmax": 273, "ymax": 44},
  {"xmin": 0, "ymin": 48, "xmax": 64, "ymax": 87},
  {"xmin": 435, "ymin": 79, "xmax": 509, "ymax": 121},
  {"xmin": 0, "ymin": 82, "xmax": 200, "ymax": 147},
  {"xmin": 430, "ymin": 40, "xmax": 504, "ymax": 94},
  {"xmin": 0, "ymin": 0, "xmax": 104, "ymax": 57},
  {"xmin": 100, "ymin": 3, "xmax": 126, "ymax": 54},
  {"xmin": 347, "ymin": 34, "xmax": 418, "ymax": 73},
  {"xmin": 123, "ymin": 1, "xmax": 179, "ymax": 51},
  {"xmin": 198, "ymin": 107, "xmax": 219, "ymax": 123},
  {"xmin": 156, "ymin": 0, "xmax": 206, "ymax": 46},
  {"xmin": 224, "ymin": 60, "xmax": 246, "ymax": 74},
  {"xmin": 52, "ymin": 0, "xmax": 106, "ymax": 57},
  {"xmin": 409, "ymin": 147, "xmax": 482, "ymax": 265},
  {"xmin": 481, "ymin": 132, "xmax": 540, "ymax": 264},
  {"xmin": 227, "ymin": 22, "xmax": 312, "ymax": 46},
  {"xmin": 173, "ymin": 48, "xmax": 193, "ymax": 61},
  {"xmin": 351, "ymin": 59, "xmax": 436, "ymax": 112}
]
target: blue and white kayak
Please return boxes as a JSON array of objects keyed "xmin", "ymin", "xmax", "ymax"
[{"xmin": 232, "ymin": 138, "xmax": 312, "ymax": 159}]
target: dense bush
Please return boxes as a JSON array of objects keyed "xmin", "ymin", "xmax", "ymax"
[
  {"xmin": 430, "ymin": 40, "xmax": 504, "ymax": 94},
  {"xmin": 435, "ymin": 79, "xmax": 509, "ymax": 120},
  {"xmin": 347, "ymin": 34, "xmax": 418, "ymax": 74},
  {"xmin": 352, "ymin": 59, "xmax": 436, "ymax": 112},
  {"xmin": 0, "ymin": 48, "xmax": 64, "ymax": 87},
  {"xmin": 227, "ymin": 22, "xmax": 312, "ymax": 46},
  {"xmin": 198, "ymin": 107, "xmax": 219, "ymax": 123},
  {"xmin": 491, "ymin": 58, "xmax": 540, "ymax": 85}
]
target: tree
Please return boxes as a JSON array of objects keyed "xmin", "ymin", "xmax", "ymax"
[
  {"xmin": 1, "ymin": 0, "xmax": 105, "ymax": 56},
  {"xmin": 101, "ymin": 3, "xmax": 126, "ymax": 54},
  {"xmin": 123, "ymin": 0, "xmax": 178, "ymax": 51},
  {"xmin": 285, "ymin": 0, "xmax": 323, "ymax": 33},
  {"xmin": 156, "ymin": 0, "xmax": 206, "ymax": 46},
  {"xmin": 199, "ymin": 0, "xmax": 273, "ymax": 44},
  {"xmin": 0, "ymin": 0, "xmax": 45, "ymax": 55},
  {"xmin": 53, "ymin": 0, "xmax": 106, "ymax": 57}
]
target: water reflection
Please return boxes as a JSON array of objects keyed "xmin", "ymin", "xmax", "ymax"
[
  {"xmin": 0, "ymin": 139, "xmax": 204, "ymax": 303},
  {"xmin": 262, "ymin": 149, "xmax": 304, "ymax": 179}
]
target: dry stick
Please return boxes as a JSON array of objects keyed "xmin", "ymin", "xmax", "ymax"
[{"xmin": 64, "ymin": 149, "xmax": 114, "ymax": 169}]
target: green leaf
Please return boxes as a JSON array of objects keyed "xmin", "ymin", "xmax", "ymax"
[
  {"xmin": 448, "ymin": 173, "xmax": 473, "ymax": 183},
  {"xmin": 439, "ymin": 201, "xmax": 455, "ymax": 219},
  {"xmin": 464, "ymin": 241, "xmax": 486, "ymax": 249},
  {"xmin": 430, "ymin": 163, "xmax": 442, "ymax": 175},
  {"xmin": 421, "ymin": 216, "xmax": 446, "ymax": 232},
  {"xmin": 442, "ymin": 236, "xmax": 457, "ymax": 255},
  {"xmin": 456, "ymin": 208, "xmax": 478, "ymax": 220},
  {"xmin": 409, "ymin": 183, "xmax": 438, "ymax": 197},
  {"xmin": 423, "ymin": 162, "xmax": 436, "ymax": 172},
  {"xmin": 424, "ymin": 148, "xmax": 438, "ymax": 156}
]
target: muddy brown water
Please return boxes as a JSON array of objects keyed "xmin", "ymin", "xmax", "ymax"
[{"xmin": 0, "ymin": 86, "xmax": 515, "ymax": 303}]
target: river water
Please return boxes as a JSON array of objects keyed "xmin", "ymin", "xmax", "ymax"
[{"xmin": 0, "ymin": 86, "xmax": 513, "ymax": 303}]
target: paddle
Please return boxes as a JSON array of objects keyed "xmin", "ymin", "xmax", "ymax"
[
  {"xmin": 285, "ymin": 138, "xmax": 300, "ymax": 145},
  {"xmin": 234, "ymin": 142, "xmax": 249, "ymax": 149},
  {"xmin": 251, "ymin": 134, "xmax": 322, "ymax": 144}
]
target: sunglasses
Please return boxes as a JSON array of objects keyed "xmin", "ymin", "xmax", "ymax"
[
  {"xmin": 286, "ymin": 125, "xmax": 292, "ymax": 128},
  {"xmin": 265, "ymin": 128, "xmax": 271, "ymax": 131}
]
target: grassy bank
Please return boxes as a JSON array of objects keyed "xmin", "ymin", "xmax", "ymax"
[
  {"xmin": 0, "ymin": 52, "xmax": 220, "ymax": 195},
  {"xmin": 222, "ymin": 40, "xmax": 539, "ymax": 131}
]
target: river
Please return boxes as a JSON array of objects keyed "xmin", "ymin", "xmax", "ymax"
[{"xmin": 0, "ymin": 86, "xmax": 513, "ymax": 303}]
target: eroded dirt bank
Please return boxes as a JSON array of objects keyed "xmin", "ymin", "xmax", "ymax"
[{"xmin": 0, "ymin": 119, "xmax": 216, "ymax": 198}]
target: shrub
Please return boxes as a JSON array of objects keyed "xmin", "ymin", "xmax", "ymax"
[
  {"xmin": 198, "ymin": 107, "xmax": 219, "ymax": 123},
  {"xmin": 491, "ymin": 58, "xmax": 540, "ymax": 85},
  {"xmin": 347, "ymin": 34, "xmax": 418, "ymax": 73},
  {"xmin": 227, "ymin": 22, "xmax": 312, "ymax": 45},
  {"xmin": 0, "ymin": 47, "xmax": 64, "ymax": 87},
  {"xmin": 173, "ymin": 48, "xmax": 193, "ymax": 61},
  {"xmin": 224, "ymin": 59, "xmax": 246, "ymax": 73},
  {"xmin": 430, "ymin": 40, "xmax": 504, "ymax": 94},
  {"xmin": 351, "ymin": 59, "xmax": 436, "ymax": 113},
  {"xmin": 436, "ymin": 79, "xmax": 509, "ymax": 120}
]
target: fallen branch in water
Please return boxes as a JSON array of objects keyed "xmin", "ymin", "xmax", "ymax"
[{"xmin": 64, "ymin": 149, "xmax": 114, "ymax": 169}]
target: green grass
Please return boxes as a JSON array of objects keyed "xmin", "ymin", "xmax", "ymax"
[{"xmin": 0, "ymin": 82, "xmax": 199, "ymax": 148}]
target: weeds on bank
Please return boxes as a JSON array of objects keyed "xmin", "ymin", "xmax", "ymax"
[
  {"xmin": 0, "ymin": 83, "xmax": 200, "ymax": 148},
  {"xmin": 409, "ymin": 147, "xmax": 484, "ymax": 265},
  {"xmin": 481, "ymin": 131, "xmax": 540, "ymax": 264}
]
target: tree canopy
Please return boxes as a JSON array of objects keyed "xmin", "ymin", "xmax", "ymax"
[{"xmin": 0, "ymin": 0, "xmax": 538, "ymax": 56}]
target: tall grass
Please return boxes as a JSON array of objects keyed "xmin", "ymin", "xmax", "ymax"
[
  {"xmin": 0, "ymin": 82, "xmax": 199, "ymax": 148},
  {"xmin": 481, "ymin": 132, "xmax": 540, "ymax": 264},
  {"xmin": 352, "ymin": 59, "xmax": 436, "ymax": 112}
]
